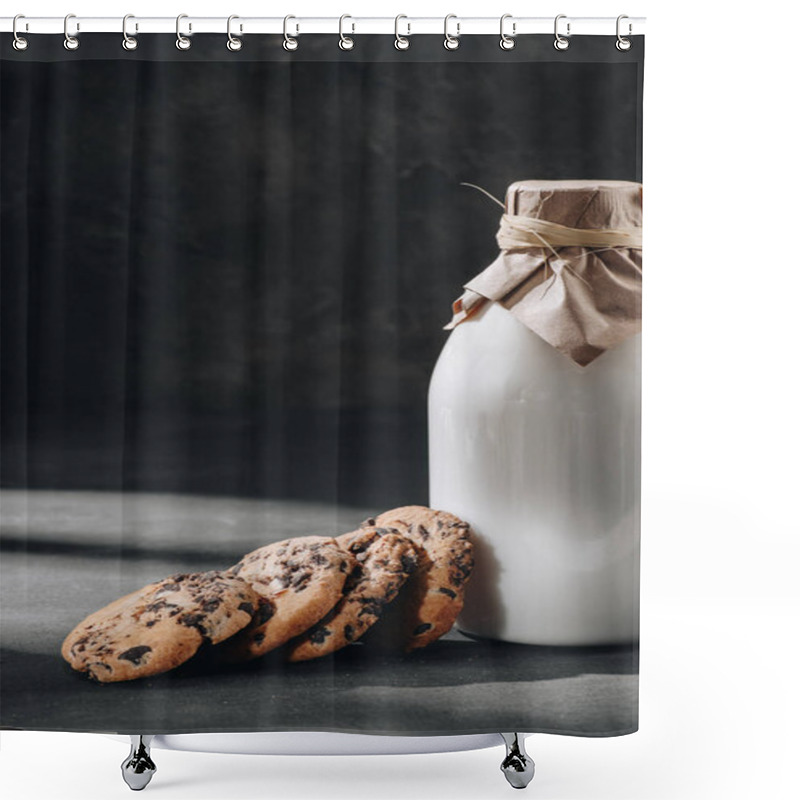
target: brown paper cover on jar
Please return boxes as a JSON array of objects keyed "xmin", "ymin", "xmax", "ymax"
[{"xmin": 447, "ymin": 180, "xmax": 642, "ymax": 366}]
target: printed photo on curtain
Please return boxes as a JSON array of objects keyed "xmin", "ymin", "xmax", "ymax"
[{"xmin": 1, "ymin": 20, "xmax": 644, "ymax": 788}]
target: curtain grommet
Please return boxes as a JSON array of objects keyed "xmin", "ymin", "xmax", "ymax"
[
  {"xmin": 338, "ymin": 14, "xmax": 355, "ymax": 51},
  {"xmin": 394, "ymin": 15, "xmax": 410, "ymax": 50},
  {"xmin": 122, "ymin": 14, "xmax": 138, "ymax": 51},
  {"xmin": 283, "ymin": 15, "xmax": 299, "ymax": 51},
  {"xmin": 553, "ymin": 14, "xmax": 570, "ymax": 51},
  {"xmin": 63, "ymin": 13, "xmax": 80, "ymax": 51},
  {"xmin": 615, "ymin": 15, "xmax": 632, "ymax": 51},
  {"xmin": 444, "ymin": 14, "xmax": 460, "ymax": 50},
  {"xmin": 500, "ymin": 14, "xmax": 516, "ymax": 50},
  {"xmin": 12, "ymin": 14, "xmax": 28, "ymax": 51},
  {"xmin": 175, "ymin": 14, "xmax": 191, "ymax": 50},
  {"xmin": 227, "ymin": 15, "xmax": 243, "ymax": 51}
]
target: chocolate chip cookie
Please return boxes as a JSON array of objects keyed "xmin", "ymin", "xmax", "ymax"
[
  {"xmin": 61, "ymin": 571, "xmax": 262, "ymax": 683},
  {"xmin": 286, "ymin": 527, "xmax": 418, "ymax": 662},
  {"xmin": 219, "ymin": 536, "xmax": 355, "ymax": 662},
  {"xmin": 362, "ymin": 506, "xmax": 474, "ymax": 651}
]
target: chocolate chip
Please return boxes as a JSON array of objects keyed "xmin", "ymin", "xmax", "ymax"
[
  {"xmin": 418, "ymin": 525, "xmax": 430, "ymax": 541},
  {"xmin": 309, "ymin": 627, "xmax": 332, "ymax": 645},
  {"xmin": 253, "ymin": 633, "xmax": 265, "ymax": 644},
  {"xmin": 145, "ymin": 599, "xmax": 179, "ymax": 614},
  {"xmin": 229, "ymin": 563, "xmax": 243, "ymax": 576},
  {"xmin": 157, "ymin": 583, "xmax": 181, "ymax": 593},
  {"xmin": 413, "ymin": 623, "xmax": 433, "ymax": 636},
  {"xmin": 202, "ymin": 598, "xmax": 222, "ymax": 613},
  {"xmin": 118, "ymin": 645, "xmax": 152, "ymax": 665},
  {"xmin": 310, "ymin": 552, "xmax": 329, "ymax": 566},
  {"xmin": 359, "ymin": 600, "xmax": 384, "ymax": 618},
  {"xmin": 252, "ymin": 602, "xmax": 274, "ymax": 626},
  {"xmin": 344, "ymin": 624, "xmax": 356, "ymax": 642},
  {"xmin": 179, "ymin": 613, "xmax": 207, "ymax": 634},
  {"xmin": 363, "ymin": 517, "xmax": 376, "ymax": 527},
  {"xmin": 237, "ymin": 602, "xmax": 254, "ymax": 616},
  {"xmin": 438, "ymin": 587, "xmax": 457, "ymax": 599},
  {"xmin": 400, "ymin": 554, "xmax": 417, "ymax": 573}
]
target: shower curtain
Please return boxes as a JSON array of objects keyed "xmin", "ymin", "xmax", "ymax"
[{"xmin": 1, "ymin": 30, "xmax": 643, "ymax": 737}]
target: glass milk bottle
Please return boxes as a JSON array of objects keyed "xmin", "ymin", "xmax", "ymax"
[{"xmin": 429, "ymin": 180, "xmax": 642, "ymax": 646}]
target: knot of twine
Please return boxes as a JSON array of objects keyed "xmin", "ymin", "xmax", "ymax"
[
  {"xmin": 497, "ymin": 213, "xmax": 643, "ymax": 255},
  {"xmin": 460, "ymin": 183, "xmax": 642, "ymax": 265}
]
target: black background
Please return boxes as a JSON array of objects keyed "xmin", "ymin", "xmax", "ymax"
[{"xmin": 1, "ymin": 35, "xmax": 643, "ymax": 507}]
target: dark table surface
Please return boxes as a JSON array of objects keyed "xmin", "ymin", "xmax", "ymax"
[{"xmin": 0, "ymin": 490, "xmax": 637, "ymax": 737}]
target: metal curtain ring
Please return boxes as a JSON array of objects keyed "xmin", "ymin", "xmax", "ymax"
[
  {"xmin": 444, "ymin": 14, "xmax": 460, "ymax": 50},
  {"xmin": 63, "ymin": 13, "xmax": 79, "ymax": 50},
  {"xmin": 394, "ymin": 15, "xmax": 410, "ymax": 50},
  {"xmin": 500, "ymin": 14, "xmax": 516, "ymax": 50},
  {"xmin": 227, "ymin": 15, "xmax": 242, "ymax": 51},
  {"xmin": 616, "ymin": 15, "xmax": 632, "ymax": 51},
  {"xmin": 176, "ymin": 14, "xmax": 191, "ymax": 50},
  {"xmin": 12, "ymin": 14, "xmax": 28, "ymax": 51},
  {"xmin": 283, "ymin": 15, "xmax": 298, "ymax": 51},
  {"xmin": 339, "ymin": 14, "xmax": 354, "ymax": 50},
  {"xmin": 122, "ymin": 14, "xmax": 138, "ymax": 51},
  {"xmin": 553, "ymin": 14, "xmax": 570, "ymax": 51}
]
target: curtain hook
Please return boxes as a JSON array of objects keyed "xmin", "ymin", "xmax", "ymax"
[
  {"xmin": 616, "ymin": 15, "xmax": 632, "ymax": 51},
  {"xmin": 553, "ymin": 14, "xmax": 570, "ymax": 51},
  {"xmin": 122, "ymin": 14, "xmax": 138, "ymax": 51},
  {"xmin": 63, "ymin": 13, "xmax": 80, "ymax": 51},
  {"xmin": 339, "ymin": 14, "xmax": 355, "ymax": 50},
  {"xmin": 500, "ymin": 14, "xmax": 516, "ymax": 50},
  {"xmin": 444, "ymin": 14, "xmax": 460, "ymax": 50},
  {"xmin": 176, "ymin": 14, "xmax": 191, "ymax": 50},
  {"xmin": 394, "ymin": 15, "xmax": 410, "ymax": 50},
  {"xmin": 283, "ymin": 15, "xmax": 299, "ymax": 51},
  {"xmin": 12, "ymin": 14, "xmax": 28, "ymax": 51},
  {"xmin": 227, "ymin": 15, "xmax": 243, "ymax": 51}
]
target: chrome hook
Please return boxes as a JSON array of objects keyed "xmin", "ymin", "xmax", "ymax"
[
  {"xmin": 394, "ymin": 14, "xmax": 410, "ymax": 50},
  {"xmin": 554, "ymin": 14, "xmax": 570, "ymax": 51},
  {"xmin": 339, "ymin": 14, "xmax": 354, "ymax": 50},
  {"xmin": 283, "ymin": 15, "xmax": 298, "ymax": 51},
  {"xmin": 616, "ymin": 15, "xmax": 632, "ymax": 51},
  {"xmin": 12, "ymin": 14, "xmax": 28, "ymax": 51},
  {"xmin": 444, "ymin": 14, "xmax": 460, "ymax": 51},
  {"xmin": 122, "ymin": 14, "xmax": 138, "ymax": 51},
  {"xmin": 227, "ymin": 15, "xmax": 243, "ymax": 51},
  {"xmin": 176, "ymin": 13, "xmax": 191, "ymax": 50},
  {"xmin": 500, "ymin": 14, "xmax": 516, "ymax": 50},
  {"xmin": 63, "ymin": 13, "xmax": 79, "ymax": 51}
]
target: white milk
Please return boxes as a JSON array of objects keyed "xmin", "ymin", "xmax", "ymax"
[{"xmin": 429, "ymin": 301, "xmax": 640, "ymax": 646}]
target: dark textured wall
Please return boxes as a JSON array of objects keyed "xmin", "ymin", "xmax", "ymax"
[{"xmin": 1, "ymin": 35, "xmax": 643, "ymax": 506}]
